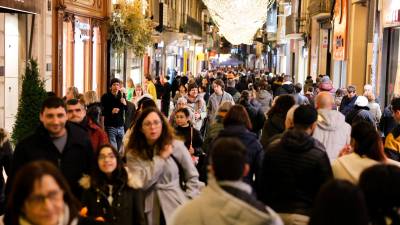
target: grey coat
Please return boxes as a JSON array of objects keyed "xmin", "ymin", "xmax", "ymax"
[
  {"xmin": 126, "ymin": 140, "xmax": 202, "ymax": 225},
  {"xmin": 207, "ymin": 91, "xmax": 234, "ymax": 123}
]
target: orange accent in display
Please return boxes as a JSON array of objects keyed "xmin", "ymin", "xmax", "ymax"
[{"xmin": 333, "ymin": 0, "xmax": 347, "ymax": 61}]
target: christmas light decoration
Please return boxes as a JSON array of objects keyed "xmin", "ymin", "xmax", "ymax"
[{"xmin": 203, "ymin": 0, "xmax": 275, "ymax": 45}]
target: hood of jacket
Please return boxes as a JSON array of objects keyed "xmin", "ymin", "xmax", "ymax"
[
  {"xmin": 79, "ymin": 167, "xmax": 143, "ymax": 190},
  {"xmin": 333, "ymin": 153, "xmax": 378, "ymax": 183},
  {"xmin": 281, "ymin": 84, "xmax": 295, "ymax": 94},
  {"xmin": 317, "ymin": 109, "xmax": 348, "ymax": 131},
  {"xmin": 197, "ymin": 178, "xmax": 282, "ymax": 225},
  {"xmin": 280, "ymin": 129, "xmax": 316, "ymax": 153},
  {"xmin": 258, "ymin": 90, "xmax": 272, "ymax": 100}
]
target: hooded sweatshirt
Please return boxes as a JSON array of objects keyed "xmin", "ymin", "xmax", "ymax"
[
  {"xmin": 313, "ymin": 109, "xmax": 351, "ymax": 162},
  {"xmin": 169, "ymin": 177, "xmax": 283, "ymax": 225}
]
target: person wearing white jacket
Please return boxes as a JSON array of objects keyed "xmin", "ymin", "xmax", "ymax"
[
  {"xmin": 332, "ymin": 121, "xmax": 400, "ymax": 184},
  {"xmin": 313, "ymin": 92, "xmax": 351, "ymax": 162},
  {"xmin": 170, "ymin": 138, "xmax": 283, "ymax": 225}
]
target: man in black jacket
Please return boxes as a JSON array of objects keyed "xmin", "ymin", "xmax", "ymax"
[
  {"xmin": 7, "ymin": 97, "xmax": 93, "ymax": 199},
  {"xmin": 101, "ymin": 78, "xmax": 127, "ymax": 151},
  {"xmin": 258, "ymin": 105, "xmax": 332, "ymax": 225}
]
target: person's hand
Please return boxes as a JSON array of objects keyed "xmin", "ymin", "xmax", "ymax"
[
  {"xmin": 112, "ymin": 108, "xmax": 120, "ymax": 114},
  {"xmin": 188, "ymin": 146, "xmax": 195, "ymax": 155},
  {"xmin": 120, "ymin": 97, "xmax": 127, "ymax": 105},
  {"xmin": 160, "ymin": 144, "xmax": 173, "ymax": 159},
  {"xmin": 194, "ymin": 112, "xmax": 200, "ymax": 120},
  {"xmin": 338, "ymin": 144, "xmax": 353, "ymax": 157}
]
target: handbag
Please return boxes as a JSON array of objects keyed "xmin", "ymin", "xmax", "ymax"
[{"xmin": 171, "ymin": 155, "xmax": 187, "ymax": 191}]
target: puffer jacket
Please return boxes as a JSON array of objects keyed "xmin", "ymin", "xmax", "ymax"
[
  {"xmin": 313, "ymin": 109, "xmax": 351, "ymax": 162},
  {"xmin": 259, "ymin": 129, "xmax": 332, "ymax": 216},
  {"xmin": 385, "ymin": 124, "xmax": 400, "ymax": 161},
  {"xmin": 80, "ymin": 168, "xmax": 146, "ymax": 225}
]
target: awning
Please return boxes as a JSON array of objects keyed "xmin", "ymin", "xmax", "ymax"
[{"xmin": 0, "ymin": 0, "xmax": 40, "ymax": 14}]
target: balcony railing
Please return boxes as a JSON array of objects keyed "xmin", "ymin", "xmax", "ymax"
[{"xmin": 185, "ymin": 15, "xmax": 202, "ymax": 37}]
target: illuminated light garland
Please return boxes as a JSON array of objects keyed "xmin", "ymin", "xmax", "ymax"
[{"xmin": 203, "ymin": 0, "xmax": 275, "ymax": 45}]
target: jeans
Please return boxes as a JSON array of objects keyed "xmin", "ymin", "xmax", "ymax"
[{"xmin": 106, "ymin": 126, "xmax": 124, "ymax": 152}]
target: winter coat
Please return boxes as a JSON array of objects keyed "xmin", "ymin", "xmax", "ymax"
[
  {"xmin": 80, "ymin": 117, "xmax": 109, "ymax": 152},
  {"xmin": 345, "ymin": 106, "xmax": 376, "ymax": 127},
  {"xmin": 339, "ymin": 95, "xmax": 357, "ymax": 116},
  {"xmin": 367, "ymin": 101, "xmax": 382, "ymax": 125},
  {"xmin": 169, "ymin": 178, "xmax": 283, "ymax": 225},
  {"xmin": 125, "ymin": 140, "xmax": 202, "ymax": 225},
  {"xmin": 80, "ymin": 168, "xmax": 147, "ymax": 225},
  {"xmin": 275, "ymin": 83, "xmax": 295, "ymax": 96},
  {"xmin": 313, "ymin": 109, "xmax": 351, "ymax": 162},
  {"xmin": 257, "ymin": 90, "xmax": 273, "ymax": 114},
  {"xmin": 217, "ymin": 125, "xmax": 263, "ymax": 189},
  {"xmin": 0, "ymin": 128, "xmax": 12, "ymax": 213},
  {"xmin": 380, "ymin": 105, "xmax": 397, "ymax": 137},
  {"xmin": 259, "ymin": 129, "xmax": 333, "ymax": 216},
  {"xmin": 385, "ymin": 124, "xmax": 400, "ymax": 161},
  {"xmin": 207, "ymin": 91, "xmax": 234, "ymax": 124},
  {"xmin": 124, "ymin": 101, "xmax": 136, "ymax": 131},
  {"xmin": 240, "ymin": 101, "xmax": 265, "ymax": 135},
  {"xmin": 10, "ymin": 122, "xmax": 93, "ymax": 198},
  {"xmin": 225, "ymin": 87, "xmax": 241, "ymax": 104},
  {"xmin": 101, "ymin": 92, "xmax": 127, "ymax": 128},
  {"xmin": 175, "ymin": 126, "xmax": 203, "ymax": 153},
  {"xmin": 146, "ymin": 81, "xmax": 157, "ymax": 101},
  {"xmin": 186, "ymin": 95, "xmax": 207, "ymax": 130},
  {"xmin": 293, "ymin": 93, "xmax": 310, "ymax": 105},
  {"xmin": 261, "ymin": 113, "xmax": 286, "ymax": 149},
  {"xmin": 332, "ymin": 153, "xmax": 400, "ymax": 183}
]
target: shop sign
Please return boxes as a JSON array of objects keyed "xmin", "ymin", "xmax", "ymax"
[{"xmin": 332, "ymin": 0, "xmax": 347, "ymax": 61}]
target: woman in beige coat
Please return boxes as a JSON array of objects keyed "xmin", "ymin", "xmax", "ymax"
[{"xmin": 332, "ymin": 121, "xmax": 400, "ymax": 183}]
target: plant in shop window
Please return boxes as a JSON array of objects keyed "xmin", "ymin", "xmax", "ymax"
[{"xmin": 109, "ymin": 0, "xmax": 152, "ymax": 57}]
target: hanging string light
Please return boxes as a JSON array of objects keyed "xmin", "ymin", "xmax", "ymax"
[{"xmin": 203, "ymin": 0, "xmax": 275, "ymax": 45}]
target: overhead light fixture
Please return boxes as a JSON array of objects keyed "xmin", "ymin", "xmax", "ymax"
[{"xmin": 203, "ymin": 0, "xmax": 275, "ymax": 45}]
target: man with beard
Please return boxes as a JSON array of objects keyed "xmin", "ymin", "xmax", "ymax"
[{"xmin": 7, "ymin": 97, "xmax": 93, "ymax": 198}]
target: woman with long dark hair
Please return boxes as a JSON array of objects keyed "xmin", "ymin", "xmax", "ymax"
[
  {"xmin": 125, "ymin": 108, "xmax": 201, "ymax": 225},
  {"xmin": 216, "ymin": 105, "xmax": 263, "ymax": 190},
  {"xmin": 260, "ymin": 94, "xmax": 295, "ymax": 148},
  {"xmin": 332, "ymin": 121, "xmax": 400, "ymax": 183},
  {"xmin": 80, "ymin": 144, "xmax": 146, "ymax": 225}
]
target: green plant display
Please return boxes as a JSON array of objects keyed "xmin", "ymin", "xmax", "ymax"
[
  {"xmin": 109, "ymin": 0, "xmax": 153, "ymax": 57},
  {"xmin": 12, "ymin": 59, "xmax": 47, "ymax": 144}
]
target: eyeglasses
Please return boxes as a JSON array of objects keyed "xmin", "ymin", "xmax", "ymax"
[
  {"xmin": 143, "ymin": 120, "xmax": 162, "ymax": 128},
  {"xmin": 98, "ymin": 154, "xmax": 116, "ymax": 161},
  {"xmin": 26, "ymin": 190, "xmax": 64, "ymax": 206}
]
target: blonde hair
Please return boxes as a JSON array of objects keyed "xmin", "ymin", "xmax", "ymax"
[
  {"xmin": 364, "ymin": 92, "xmax": 375, "ymax": 102},
  {"xmin": 84, "ymin": 91, "xmax": 98, "ymax": 105}
]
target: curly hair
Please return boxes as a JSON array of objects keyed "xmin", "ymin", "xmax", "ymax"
[{"xmin": 126, "ymin": 108, "xmax": 174, "ymax": 160}]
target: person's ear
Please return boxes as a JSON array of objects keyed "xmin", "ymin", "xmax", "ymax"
[{"xmin": 242, "ymin": 164, "xmax": 250, "ymax": 177}]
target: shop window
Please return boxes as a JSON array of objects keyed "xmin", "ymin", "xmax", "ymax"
[{"xmin": 386, "ymin": 28, "xmax": 400, "ymax": 104}]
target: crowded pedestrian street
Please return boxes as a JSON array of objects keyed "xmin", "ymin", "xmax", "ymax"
[{"xmin": 0, "ymin": 0, "xmax": 400, "ymax": 225}]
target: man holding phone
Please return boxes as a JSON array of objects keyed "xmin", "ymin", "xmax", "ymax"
[{"xmin": 101, "ymin": 78, "xmax": 127, "ymax": 151}]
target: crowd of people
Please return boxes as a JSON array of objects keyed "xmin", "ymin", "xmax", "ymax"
[{"xmin": 1, "ymin": 67, "xmax": 400, "ymax": 225}]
